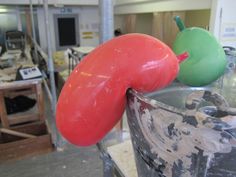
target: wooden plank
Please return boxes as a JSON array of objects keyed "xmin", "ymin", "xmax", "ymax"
[
  {"xmin": 8, "ymin": 113, "xmax": 39, "ymax": 125},
  {"xmin": 0, "ymin": 91, "xmax": 9, "ymax": 128},
  {"xmin": 0, "ymin": 128, "xmax": 36, "ymax": 139},
  {"xmin": 162, "ymin": 12, "xmax": 173, "ymax": 47},
  {"xmin": 35, "ymin": 83, "xmax": 44, "ymax": 121},
  {"xmin": 0, "ymin": 133, "xmax": 3, "ymax": 144},
  {"xmin": 0, "ymin": 122, "xmax": 53, "ymax": 162},
  {"xmin": 0, "ymin": 134, "xmax": 54, "ymax": 162},
  {"xmin": 2, "ymin": 122, "xmax": 47, "ymax": 143},
  {"xmin": 152, "ymin": 12, "xmax": 164, "ymax": 41},
  {"xmin": 0, "ymin": 79, "xmax": 42, "ymax": 91},
  {"xmin": 0, "ymin": 85, "xmax": 35, "ymax": 92},
  {"xmin": 125, "ymin": 14, "xmax": 137, "ymax": 33},
  {"xmin": 12, "ymin": 121, "xmax": 47, "ymax": 133},
  {"xmin": 0, "ymin": 134, "xmax": 50, "ymax": 150}
]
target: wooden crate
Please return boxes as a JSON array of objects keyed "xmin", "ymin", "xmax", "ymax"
[
  {"xmin": 0, "ymin": 79, "xmax": 44, "ymax": 128},
  {"xmin": 0, "ymin": 121, "xmax": 54, "ymax": 163}
]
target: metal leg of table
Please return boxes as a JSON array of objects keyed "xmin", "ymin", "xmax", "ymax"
[
  {"xmin": 102, "ymin": 152, "xmax": 114, "ymax": 177},
  {"xmin": 97, "ymin": 143, "xmax": 114, "ymax": 177}
]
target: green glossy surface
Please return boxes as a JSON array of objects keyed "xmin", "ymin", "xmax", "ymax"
[
  {"xmin": 173, "ymin": 27, "xmax": 226, "ymax": 86},
  {"xmin": 174, "ymin": 16, "xmax": 185, "ymax": 31}
]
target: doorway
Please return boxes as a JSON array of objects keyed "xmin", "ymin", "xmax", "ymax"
[{"xmin": 54, "ymin": 14, "xmax": 80, "ymax": 50}]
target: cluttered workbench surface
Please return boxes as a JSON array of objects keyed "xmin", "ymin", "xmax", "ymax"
[
  {"xmin": 0, "ymin": 50, "xmax": 35, "ymax": 83},
  {"xmin": 0, "ymin": 30, "xmax": 44, "ymax": 84}
]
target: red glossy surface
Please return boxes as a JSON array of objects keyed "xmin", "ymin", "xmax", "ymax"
[
  {"xmin": 56, "ymin": 34, "xmax": 180, "ymax": 146},
  {"xmin": 177, "ymin": 52, "xmax": 189, "ymax": 63}
]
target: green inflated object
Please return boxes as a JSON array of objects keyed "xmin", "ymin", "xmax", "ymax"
[{"xmin": 173, "ymin": 16, "xmax": 227, "ymax": 86}]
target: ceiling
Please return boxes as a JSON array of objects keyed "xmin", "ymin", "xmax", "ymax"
[{"xmin": 0, "ymin": 0, "xmax": 161, "ymax": 6}]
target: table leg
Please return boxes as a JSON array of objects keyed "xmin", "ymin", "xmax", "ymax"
[
  {"xmin": 97, "ymin": 143, "xmax": 114, "ymax": 177},
  {"xmin": 0, "ymin": 92, "xmax": 9, "ymax": 128}
]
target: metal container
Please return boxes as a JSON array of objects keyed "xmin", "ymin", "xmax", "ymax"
[
  {"xmin": 221, "ymin": 46, "xmax": 236, "ymax": 107},
  {"xmin": 126, "ymin": 87, "xmax": 236, "ymax": 177}
]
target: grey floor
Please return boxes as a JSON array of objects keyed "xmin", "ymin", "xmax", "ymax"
[{"xmin": 0, "ymin": 143, "xmax": 103, "ymax": 177}]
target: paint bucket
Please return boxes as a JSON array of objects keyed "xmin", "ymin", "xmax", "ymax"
[
  {"xmin": 126, "ymin": 87, "xmax": 236, "ymax": 177},
  {"xmin": 220, "ymin": 46, "xmax": 236, "ymax": 107}
]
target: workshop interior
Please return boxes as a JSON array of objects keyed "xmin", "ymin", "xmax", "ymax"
[{"xmin": 0, "ymin": 0, "xmax": 236, "ymax": 177}]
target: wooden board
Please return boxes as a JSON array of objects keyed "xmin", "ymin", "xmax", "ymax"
[
  {"xmin": 0, "ymin": 79, "xmax": 42, "ymax": 91},
  {"xmin": 0, "ymin": 122, "xmax": 54, "ymax": 163},
  {"xmin": 107, "ymin": 140, "xmax": 138, "ymax": 177},
  {"xmin": 0, "ymin": 91, "xmax": 9, "ymax": 127},
  {"xmin": 0, "ymin": 128, "xmax": 36, "ymax": 138}
]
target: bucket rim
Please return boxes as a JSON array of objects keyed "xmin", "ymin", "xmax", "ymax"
[{"xmin": 127, "ymin": 86, "xmax": 210, "ymax": 109}]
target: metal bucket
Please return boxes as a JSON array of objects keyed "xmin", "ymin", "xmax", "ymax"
[{"xmin": 126, "ymin": 87, "xmax": 236, "ymax": 177}]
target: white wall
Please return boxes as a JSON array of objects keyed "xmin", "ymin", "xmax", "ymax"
[
  {"xmin": 114, "ymin": 0, "xmax": 212, "ymax": 14},
  {"xmin": 37, "ymin": 6, "xmax": 99, "ymax": 52},
  {"xmin": 210, "ymin": 0, "xmax": 236, "ymax": 48}
]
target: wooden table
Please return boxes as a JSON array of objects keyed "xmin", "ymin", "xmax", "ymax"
[{"xmin": 0, "ymin": 51, "xmax": 54, "ymax": 162}]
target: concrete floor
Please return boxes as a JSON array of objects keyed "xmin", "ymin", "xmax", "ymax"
[{"xmin": 0, "ymin": 143, "xmax": 103, "ymax": 177}]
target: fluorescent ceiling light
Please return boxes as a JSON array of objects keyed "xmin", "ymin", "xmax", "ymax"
[
  {"xmin": 0, "ymin": 8, "xmax": 8, "ymax": 13},
  {"xmin": 54, "ymin": 4, "xmax": 64, "ymax": 8}
]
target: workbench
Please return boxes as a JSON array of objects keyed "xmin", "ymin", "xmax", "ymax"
[
  {"xmin": 0, "ymin": 49, "xmax": 34, "ymax": 83},
  {"xmin": 0, "ymin": 49, "xmax": 54, "ymax": 162}
]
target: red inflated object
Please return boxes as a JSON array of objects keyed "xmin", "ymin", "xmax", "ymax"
[{"xmin": 56, "ymin": 34, "xmax": 181, "ymax": 146}]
